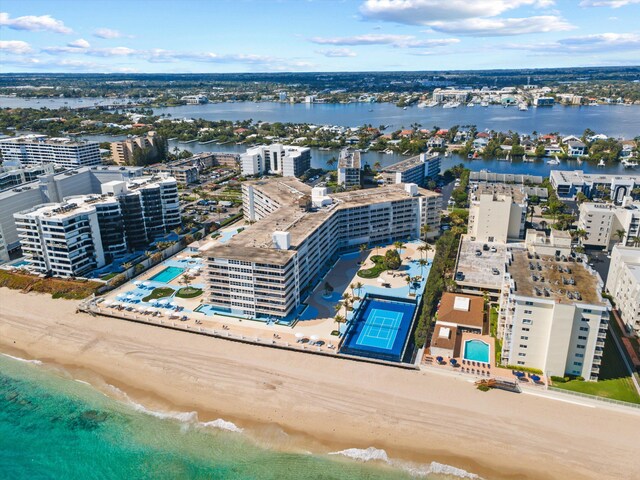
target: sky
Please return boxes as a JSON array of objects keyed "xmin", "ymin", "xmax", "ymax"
[{"xmin": 1, "ymin": 0, "xmax": 639, "ymax": 73}]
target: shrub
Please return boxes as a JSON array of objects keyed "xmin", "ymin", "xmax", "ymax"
[
  {"xmin": 175, "ymin": 287, "xmax": 203, "ymax": 298},
  {"xmin": 0, "ymin": 270, "xmax": 100, "ymax": 300},
  {"xmin": 142, "ymin": 287, "xmax": 174, "ymax": 302},
  {"xmin": 506, "ymin": 365, "xmax": 544, "ymax": 375},
  {"xmin": 384, "ymin": 249, "xmax": 401, "ymax": 270},
  {"xmin": 477, "ymin": 384, "xmax": 491, "ymax": 392},
  {"xmin": 357, "ymin": 255, "xmax": 387, "ymax": 278},
  {"xmin": 551, "ymin": 376, "xmax": 569, "ymax": 383}
]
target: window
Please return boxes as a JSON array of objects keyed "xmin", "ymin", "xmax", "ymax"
[
  {"xmin": 522, "ymin": 327, "xmax": 530, "ymax": 332},
  {"xmin": 524, "ymin": 309, "xmax": 533, "ymax": 314},
  {"xmin": 573, "ymin": 362, "xmax": 583, "ymax": 366},
  {"xmin": 525, "ymin": 301, "xmax": 533, "ymax": 306},
  {"xmin": 578, "ymin": 335, "xmax": 587, "ymax": 340},
  {"xmin": 577, "ymin": 344, "xmax": 586, "ymax": 349},
  {"xmin": 518, "ymin": 353, "xmax": 526, "ymax": 357},
  {"xmin": 519, "ymin": 344, "xmax": 528, "ymax": 349},
  {"xmin": 579, "ymin": 326, "xmax": 588, "ymax": 332},
  {"xmin": 523, "ymin": 319, "xmax": 533, "ymax": 325},
  {"xmin": 517, "ymin": 361, "xmax": 525, "ymax": 365},
  {"xmin": 575, "ymin": 353, "xmax": 584, "ymax": 358},
  {"xmin": 520, "ymin": 336, "xmax": 529, "ymax": 340}
]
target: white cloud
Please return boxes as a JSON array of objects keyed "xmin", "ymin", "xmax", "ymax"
[
  {"xmin": 359, "ymin": 0, "xmax": 555, "ymax": 24},
  {"xmin": 507, "ymin": 32, "xmax": 640, "ymax": 53},
  {"xmin": 87, "ymin": 46, "xmax": 137, "ymax": 57},
  {"xmin": 310, "ymin": 33, "xmax": 459, "ymax": 48},
  {"xmin": 67, "ymin": 38, "xmax": 90, "ymax": 49},
  {"xmin": 93, "ymin": 27, "xmax": 128, "ymax": 39},
  {"xmin": 0, "ymin": 40, "xmax": 33, "ymax": 54},
  {"xmin": 0, "ymin": 12, "xmax": 72, "ymax": 34},
  {"xmin": 579, "ymin": 0, "xmax": 640, "ymax": 7},
  {"xmin": 430, "ymin": 15, "xmax": 574, "ymax": 36},
  {"xmin": 316, "ymin": 48, "xmax": 358, "ymax": 57}
]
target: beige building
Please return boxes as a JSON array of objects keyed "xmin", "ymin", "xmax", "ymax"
[
  {"xmin": 499, "ymin": 244, "xmax": 610, "ymax": 380},
  {"xmin": 578, "ymin": 199, "xmax": 640, "ymax": 249},
  {"xmin": 606, "ymin": 245, "xmax": 640, "ymax": 334},
  {"xmin": 524, "ymin": 229, "xmax": 572, "ymax": 257},
  {"xmin": 110, "ymin": 132, "xmax": 162, "ymax": 165},
  {"xmin": 204, "ymin": 179, "xmax": 441, "ymax": 319},
  {"xmin": 430, "ymin": 293, "xmax": 485, "ymax": 359},
  {"xmin": 467, "ymin": 183, "xmax": 527, "ymax": 243}
]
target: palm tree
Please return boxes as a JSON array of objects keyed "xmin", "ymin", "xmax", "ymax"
[
  {"xmin": 333, "ymin": 302, "xmax": 343, "ymax": 317},
  {"xmin": 355, "ymin": 281, "xmax": 364, "ymax": 298},
  {"xmin": 418, "ymin": 258, "xmax": 428, "ymax": 276},
  {"xmin": 327, "ymin": 156, "xmax": 337, "ymax": 167},
  {"xmin": 614, "ymin": 228, "xmax": 627, "ymax": 244},
  {"xmin": 405, "ymin": 275, "xmax": 412, "ymax": 294},
  {"xmin": 373, "ymin": 161, "xmax": 382, "ymax": 172},
  {"xmin": 350, "ymin": 283, "xmax": 356, "ymax": 297},
  {"xmin": 359, "ymin": 243, "xmax": 368, "ymax": 255},
  {"xmin": 420, "ymin": 223, "xmax": 430, "ymax": 240},
  {"xmin": 573, "ymin": 229, "xmax": 588, "ymax": 245},
  {"xmin": 334, "ymin": 314, "xmax": 346, "ymax": 334},
  {"xmin": 393, "ymin": 241, "xmax": 405, "ymax": 255},
  {"xmin": 631, "ymin": 236, "xmax": 640, "ymax": 247}
]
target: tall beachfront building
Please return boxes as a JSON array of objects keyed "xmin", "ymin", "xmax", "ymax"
[
  {"xmin": 0, "ymin": 135, "xmax": 101, "ymax": 169},
  {"xmin": 110, "ymin": 132, "xmax": 163, "ymax": 165},
  {"xmin": 467, "ymin": 183, "xmax": 528, "ymax": 243},
  {"xmin": 577, "ymin": 198, "xmax": 640, "ymax": 249},
  {"xmin": 14, "ymin": 175, "xmax": 180, "ymax": 276},
  {"xmin": 606, "ymin": 245, "xmax": 640, "ymax": 335},
  {"xmin": 204, "ymin": 178, "xmax": 441, "ymax": 319},
  {"xmin": 240, "ymin": 144, "xmax": 311, "ymax": 178},
  {"xmin": 381, "ymin": 153, "xmax": 441, "ymax": 187},
  {"xmin": 498, "ymin": 236, "xmax": 610, "ymax": 381}
]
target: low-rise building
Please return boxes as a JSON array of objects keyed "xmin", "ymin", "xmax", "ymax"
[
  {"xmin": 380, "ymin": 153, "xmax": 440, "ymax": 187},
  {"xmin": 605, "ymin": 245, "xmax": 640, "ymax": 334},
  {"xmin": 550, "ymin": 170, "xmax": 640, "ymax": 205},
  {"xmin": 180, "ymin": 94, "xmax": 208, "ymax": 104},
  {"xmin": 337, "ymin": 149, "xmax": 361, "ymax": 188},
  {"xmin": 499, "ymin": 245, "xmax": 610, "ymax": 381},
  {"xmin": 566, "ymin": 140, "xmax": 587, "ymax": 157},
  {"xmin": 204, "ymin": 178, "xmax": 441, "ymax": 319},
  {"xmin": 430, "ymin": 293, "xmax": 485, "ymax": 359},
  {"xmin": 0, "ymin": 135, "xmax": 101, "ymax": 169},
  {"xmin": 468, "ymin": 183, "xmax": 528, "ymax": 243},
  {"xmin": 110, "ymin": 132, "xmax": 163, "ymax": 165},
  {"xmin": 524, "ymin": 229, "xmax": 572, "ymax": 257},
  {"xmin": 578, "ymin": 198, "xmax": 640, "ymax": 248},
  {"xmin": 240, "ymin": 144, "xmax": 311, "ymax": 178}
]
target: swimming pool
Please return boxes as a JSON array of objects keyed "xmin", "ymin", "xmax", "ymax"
[
  {"xmin": 340, "ymin": 295, "xmax": 417, "ymax": 362},
  {"xmin": 463, "ymin": 339, "xmax": 490, "ymax": 363},
  {"xmin": 150, "ymin": 266, "xmax": 185, "ymax": 283}
]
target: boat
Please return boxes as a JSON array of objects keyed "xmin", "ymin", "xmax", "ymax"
[
  {"xmin": 467, "ymin": 153, "xmax": 473, "ymax": 159},
  {"xmin": 523, "ymin": 157, "xmax": 536, "ymax": 163},
  {"xmin": 589, "ymin": 102, "xmax": 599, "ymax": 106},
  {"xmin": 417, "ymin": 102, "xmax": 428, "ymax": 108},
  {"xmin": 547, "ymin": 156, "xmax": 561, "ymax": 165},
  {"xmin": 480, "ymin": 101, "xmax": 489, "ymax": 107},
  {"xmin": 597, "ymin": 159, "xmax": 606, "ymax": 167},
  {"xmin": 402, "ymin": 107, "xmax": 407, "ymax": 110},
  {"xmin": 444, "ymin": 151, "xmax": 451, "ymax": 157},
  {"xmin": 622, "ymin": 159, "xmax": 639, "ymax": 168},
  {"xmin": 467, "ymin": 102, "xmax": 475, "ymax": 107},
  {"xmin": 443, "ymin": 101, "xmax": 461, "ymax": 109},
  {"xmin": 383, "ymin": 148, "xmax": 394, "ymax": 154},
  {"xmin": 518, "ymin": 103, "xmax": 528, "ymax": 111},
  {"xmin": 426, "ymin": 101, "xmax": 439, "ymax": 108}
]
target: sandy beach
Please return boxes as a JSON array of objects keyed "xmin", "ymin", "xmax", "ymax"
[{"xmin": 1, "ymin": 288, "xmax": 639, "ymax": 480}]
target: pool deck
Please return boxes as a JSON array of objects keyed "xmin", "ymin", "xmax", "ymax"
[{"xmin": 92, "ymin": 239, "xmax": 434, "ymax": 365}]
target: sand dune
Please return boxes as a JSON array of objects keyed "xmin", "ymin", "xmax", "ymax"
[{"xmin": 1, "ymin": 288, "xmax": 638, "ymax": 480}]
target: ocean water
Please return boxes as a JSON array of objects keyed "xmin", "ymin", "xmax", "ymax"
[{"xmin": 0, "ymin": 354, "xmax": 478, "ymax": 480}]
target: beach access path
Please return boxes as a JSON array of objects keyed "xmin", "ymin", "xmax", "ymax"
[{"xmin": 1, "ymin": 288, "xmax": 639, "ymax": 480}]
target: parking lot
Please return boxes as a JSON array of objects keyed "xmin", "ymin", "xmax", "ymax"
[{"xmin": 455, "ymin": 236, "xmax": 508, "ymax": 294}]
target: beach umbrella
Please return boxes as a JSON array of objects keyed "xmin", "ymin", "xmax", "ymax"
[
  {"xmin": 450, "ymin": 359, "xmax": 457, "ymax": 365},
  {"xmin": 310, "ymin": 335, "xmax": 319, "ymax": 344},
  {"xmin": 295, "ymin": 332, "xmax": 304, "ymax": 339},
  {"xmin": 102, "ymin": 300, "xmax": 112, "ymax": 307},
  {"xmin": 116, "ymin": 293, "xmax": 126, "ymax": 299},
  {"xmin": 133, "ymin": 280, "xmax": 141, "ymax": 286},
  {"xmin": 158, "ymin": 299, "xmax": 169, "ymax": 305},
  {"xmin": 436, "ymin": 356, "xmax": 443, "ymax": 363},
  {"xmin": 514, "ymin": 371, "xmax": 525, "ymax": 378},
  {"xmin": 142, "ymin": 281, "xmax": 151, "ymax": 287},
  {"xmin": 531, "ymin": 374, "xmax": 541, "ymax": 382}
]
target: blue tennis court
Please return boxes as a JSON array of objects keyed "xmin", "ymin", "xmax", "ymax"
[{"xmin": 340, "ymin": 295, "xmax": 417, "ymax": 362}]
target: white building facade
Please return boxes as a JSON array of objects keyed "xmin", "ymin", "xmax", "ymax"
[
  {"xmin": 240, "ymin": 144, "xmax": 311, "ymax": 178},
  {"xmin": 578, "ymin": 199, "xmax": 640, "ymax": 248},
  {"xmin": 0, "ymin": 136, "xmax": 101, "ymax": 169},
  {"xmin": 606, "ymin": 245, "xmax": 640, "ymax": 334},
  {"xmin": 468, "ymin": 184, "xmax": 527, "ymax": 243}
]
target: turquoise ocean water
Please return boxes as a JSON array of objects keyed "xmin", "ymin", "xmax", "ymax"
[{"xmin": 0, "ymin": 354, "xmax": 477, "ymax": 480}]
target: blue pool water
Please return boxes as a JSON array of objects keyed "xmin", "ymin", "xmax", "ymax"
[
  {"xmin": 340, "ymin": 296, "xmax": 417, "ymax": 362},
  {"xmin": 463, "ymin": 340, "xmax": 490, "ymax": 363},
  {"xmin": 150, "ymin": 266, "xmax": 185, "ymax": 283}
]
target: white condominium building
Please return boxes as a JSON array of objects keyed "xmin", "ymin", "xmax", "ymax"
[
  {"xmin": 337, "ymin": 149, "xmax": 362, "ymax": 188},
  {"xmin": 550, "ymin": 170, "xmax": 640, "ymax": 205},
  {"xmin": 381, "ymin": 153, "xmax": 441, "ymax": 187},
  {"xmin": 14, "ymin": 201, "xmax": 106, "ymax": 277},
  {"xmin": 468, "ymin": 183, "xmax": 528, "ymax": 243},
  {"xmin": 0, "ymin": 135, "xmax": 101, "ymax": 169},
  {"xmin": 499, "ymin": 242, "xmax": 610, "ymax": 381},
  {"xmin": 578, "ymin": 198, "xmax": 640, "ymax": 248},
  {"xmin": 240, "ymin": 144, "xmax": 311, "ymax": 178},
  {"xmin": 14, "ymin": 175, "xmax": 180, "ymax": 276},
  {"xmin": 606, "ymin": 245, "xmax": 640, "ymax": 334},
  {"xmin": 0, "ymin": 224, "xmax": 9, "ymax": 263},
  {"xmin": 204, "ymin": 178, "xmax": 441, "ymax": 319}
]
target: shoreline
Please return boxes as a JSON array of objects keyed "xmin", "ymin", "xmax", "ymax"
[{"xmin": 1, "ymin": 289, "xmax": 639, "ymax": 479}]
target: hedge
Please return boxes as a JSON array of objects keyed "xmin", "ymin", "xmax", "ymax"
[{"xmin": 0, "ymin": 270, "xmax": 101, "ymax": 300}]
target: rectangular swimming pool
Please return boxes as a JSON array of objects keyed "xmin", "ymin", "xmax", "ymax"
[
  {"xmin": 340, "ymin": 295, "xmax": 417, "ymax": 362},
  {"xmin": 463, "ymin": 339, "xmax": 490, "ymax": 363},
  {"xmin": 150, "ymin": 266, "xmax": 185, "ymax": 283}
]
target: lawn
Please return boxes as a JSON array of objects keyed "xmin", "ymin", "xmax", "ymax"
[
  {"xmin": 176, "ymin": 287, "xmax": 203, "ymax": 298},
  {"xmin": 489, "ymin": 306, "xmax": 502, "ymax": 364},
  {"xmin": 552, "ymin": 330, "xmax": 640, "ymax": 404},
  {"xmin": 142, "ymin": 287, "xmax": 174, "ymax": 302},
  {"xmin": 356, "ymin": 255, "xmax": 387, "ymax": 279}
]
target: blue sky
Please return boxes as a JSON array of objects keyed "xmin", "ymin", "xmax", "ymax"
[{"xmin": 1, "ymin": 0, "xmax": 639, "ymax": 73}]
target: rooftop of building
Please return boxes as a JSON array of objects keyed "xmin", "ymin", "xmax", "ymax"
[
  {"xmin": 550, "ymin": 170, "xmax": 640, "ymax": 184},
  {"xmin": 16, "ymin": 198, "xmax": 99, "ymax": 220},
  {"xmin": 338, "ymin": 149, "xmax": 361, "ymax": 169},
  {"xmin": 580, "ymin": 200, "xmax": 640, "ymax": 212},
  {"xmin": 507, "ymin": 245, "xmax": 605, "ymax": 305},
  {"xmin": 469, "ymin": 172, "xmax": 543, "ymax": 184},
  {"xmin": 244, "ymin": 144, "xmax": 310, "ymax": 156},
  {"xmin": 431, "ymin": 324, "xmax": 459, "ymax": 351},
  {"xmin": 382, "ymin": 153, "xmax": 435, "ymax": 173},
  {"xmin": 205, "ymin": 180, "xmax": 439, "ymax": 264},
  {"xmin": 455, "ymin": 236, "xmax": 508, "ymax": 291},
  {"xmin": 470, "ymin": 182, "xmax": 527, "ymax": 204},
  {"xmin": 0, "ymin": 135, "xmax": 98, "ymax": 147},
  {"xmin": 436, "ymin": 292, "xmax": 485, "ymax": 330}
]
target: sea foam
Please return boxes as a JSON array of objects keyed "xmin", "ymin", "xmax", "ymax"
[
  {"xmin": 329, "ymin": 447, "xmax": 480, "ymax": 479},
  {"xmin": 1, "ymin": 353, "xmax": 42, "ymax": 365},
  {"xmin": 105, "ymin": 383, "xmax": 243, "ymax": 433}
]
